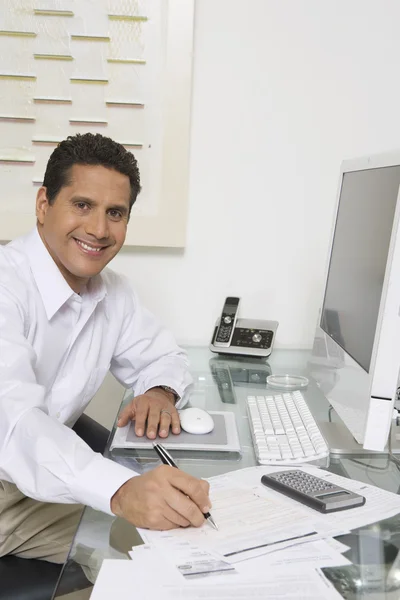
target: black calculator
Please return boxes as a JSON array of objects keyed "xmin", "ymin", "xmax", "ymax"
[{"xmin": 261, "ymin": 470, "xmax": 366, "ymax": 513}]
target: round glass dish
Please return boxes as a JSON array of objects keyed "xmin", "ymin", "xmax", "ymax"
[{"xmin": 266, "ymin": 374, "xmax": 309, "ymax": 390}]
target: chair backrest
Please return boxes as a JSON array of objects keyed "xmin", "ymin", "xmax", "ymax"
[
  {"xmin": 0, "ymin": 555, "xmax": 91, "ymax": 600},
  {"xmin": 0, "ymin": 555, "xmax": 62, "ymax": 600}
]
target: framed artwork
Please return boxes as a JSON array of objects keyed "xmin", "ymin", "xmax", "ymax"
[{"xmin": 0, "ymin": 0, "xmax": 194, "ymax": 246}]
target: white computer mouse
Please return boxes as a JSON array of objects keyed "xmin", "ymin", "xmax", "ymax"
[{"xmin": 179, "ymin": 407, "xmax": 215, "ymax": 435}]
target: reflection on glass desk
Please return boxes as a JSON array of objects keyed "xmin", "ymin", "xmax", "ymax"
[{"xmin": 53, "ymin": 348, "xmax": 400, "ymax": 600}]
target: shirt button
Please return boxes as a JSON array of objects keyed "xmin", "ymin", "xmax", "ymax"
[{"xmin": 56, "ymin": 412, "xmax": 61, "ymax": 418}]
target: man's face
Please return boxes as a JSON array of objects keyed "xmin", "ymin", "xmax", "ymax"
[{"xmin": 36, "ymin": 164, "xmax": 131, "ymax": 293}]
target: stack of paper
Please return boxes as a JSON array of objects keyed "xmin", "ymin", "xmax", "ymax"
[{"xmin": 91, "ymin": 465, "xmax": 400, "ymax": 599}]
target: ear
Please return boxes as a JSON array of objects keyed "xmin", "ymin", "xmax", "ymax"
[{"xmin": 36, "ymin": 187, "xmax": 50, "ymax": 224}]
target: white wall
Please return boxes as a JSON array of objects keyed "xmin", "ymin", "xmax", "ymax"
[{"xmin": 109, "ymin": 0, "xmax": 400, "ymax": 349}]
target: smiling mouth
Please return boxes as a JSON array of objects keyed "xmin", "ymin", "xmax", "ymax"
[{"xmin": 74, "ymin": 238, "xmax": 108, "ymax": 255}]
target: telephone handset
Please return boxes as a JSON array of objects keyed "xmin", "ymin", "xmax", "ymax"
[
  {"xmin": 214, "ymin": 297, "xmax": 240, "ymax": 347},
  {"xmin": 210, "ymin": 296, "xmax": 278, "ymax": 358}
]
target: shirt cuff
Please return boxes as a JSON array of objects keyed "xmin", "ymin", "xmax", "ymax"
[{"xmin": 73, "ymin": 454, "xmax": 137, "ymax": 515}]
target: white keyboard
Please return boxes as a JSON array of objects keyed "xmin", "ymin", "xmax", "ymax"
[{"xmin": 247, "ymin": 391, "xmax": 329, "ymax": 465}]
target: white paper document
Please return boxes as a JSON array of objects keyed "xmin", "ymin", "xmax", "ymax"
[
  {"xmin": 160, "ymin": 577, "xmax": 340, "ymax": 600},
  {"xmin": 133, "ymin": 533, "xmax": 349, "ymax": 582},
  {"xmin": 91, "ymin": 555, "xmax": 343, "ymax": 600},
  {"xmin": 219, "ymin": 465, "xmax": 400, "ymax": 531},
  {"xmin": 325, "ymin": 537, "xmax": 351, "ymax": 554},
  {"xmin": 140, "ymin": 463, "xmax": 400, "ymax": 567},
  {"xmin": 244, "ymin": 538, "xmax": 351, "ymax": 571},
  {"xmin": 130, "ymin": 540, "xmax": 236, "ymax": 578},
  {"xmin": 139, "ymin": 479, "xmax": 323, "ymax": 561}
]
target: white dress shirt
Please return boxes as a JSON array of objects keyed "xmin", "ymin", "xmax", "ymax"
[{"xmin": 0, "ymin": 228, "xmax": 192, "ymax": 514}]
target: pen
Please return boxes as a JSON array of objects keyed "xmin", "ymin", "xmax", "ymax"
[{"xmin": 153, "ymin": 443, "xmax": 218, "ymax": 531}]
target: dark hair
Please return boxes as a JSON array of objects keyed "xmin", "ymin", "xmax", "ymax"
[{"xmin": 43, "ymin": 133, "xmax": 141, "ymax": 212}]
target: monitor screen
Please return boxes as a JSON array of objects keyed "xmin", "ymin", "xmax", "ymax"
[{"xmin": 321, "ymin": 166, "xmax": 400, "ymax": 372}]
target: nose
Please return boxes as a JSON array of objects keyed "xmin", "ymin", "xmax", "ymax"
[{"xmin": 85, "ymin": 209, "xmax": 109, "ymax": 240}]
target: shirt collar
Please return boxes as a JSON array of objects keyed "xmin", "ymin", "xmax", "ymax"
[{"xmin": 23, "ymin": 228, "xmax": 107, "ymax": 320}]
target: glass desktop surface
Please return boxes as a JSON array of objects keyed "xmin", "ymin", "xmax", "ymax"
[{"xmin": 53, "ymin": 348, "xmax": 400, "ymax": 600}]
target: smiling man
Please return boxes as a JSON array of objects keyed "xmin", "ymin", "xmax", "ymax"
[{"xmin": 0, "ymin": 133, "xmax": 210, "ymax": 566}]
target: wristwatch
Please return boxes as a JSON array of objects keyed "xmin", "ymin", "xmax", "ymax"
[{"xmin": 156, "ymin": 385, "xmax": 179, "ymax": 403}]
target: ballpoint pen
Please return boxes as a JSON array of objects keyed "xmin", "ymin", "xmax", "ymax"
[{"xmin": 153, "ymin": 443, "xmax": 218, "ymax": 531}]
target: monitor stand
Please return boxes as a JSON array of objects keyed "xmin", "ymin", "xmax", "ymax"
[{"xmin": 319, "ymin": 421, "xmax": 400, "ymax": 455}]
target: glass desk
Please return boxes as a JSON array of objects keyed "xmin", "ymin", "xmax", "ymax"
[{"xmin": 53, "ymin": 348, "xmax": 400, "ymax": 599}]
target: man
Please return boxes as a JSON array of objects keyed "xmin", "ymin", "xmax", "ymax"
[{"xmin": 0, "ymin": 133, "xmax": 211, "ymax": 564}]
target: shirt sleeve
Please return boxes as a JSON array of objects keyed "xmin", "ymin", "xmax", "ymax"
[
  {"xmin": 0, "ymin": 285, "xmax": 134, "ymax": 514},
  {"xmin": 109, "ymin": 277, "xmax": 192, "ymax": 409}
]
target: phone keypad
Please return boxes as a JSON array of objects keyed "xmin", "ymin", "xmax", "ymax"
[
  {"xmin": 215, "ymin": 310, "xmax": 237, "ymax": 342},
  {"xmin": 215, "ymin": 324, "xmax": 233, "ymax": 343}
]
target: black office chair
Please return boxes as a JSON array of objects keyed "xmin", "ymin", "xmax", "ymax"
[{"xmin": 0, "ymin": 414, "xmax": 110, "ymax": 600}]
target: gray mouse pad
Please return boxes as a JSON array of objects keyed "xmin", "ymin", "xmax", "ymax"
[{"xmin": 126, "ymin": 413, "xmax": 228, "ymax": 446}]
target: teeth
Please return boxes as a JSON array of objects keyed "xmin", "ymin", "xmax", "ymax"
[{"xmin": 76, "ymin": 240, "xmax": 102, "ymax": 252}]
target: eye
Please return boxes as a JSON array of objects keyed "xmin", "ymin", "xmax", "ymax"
[
  {"xmin": 108, "ymin": 209, "xmax": 123, "ymax": 221},
  {"xmin": 75, "ymin": 201, "xmax": 90, "ymax": 211}
]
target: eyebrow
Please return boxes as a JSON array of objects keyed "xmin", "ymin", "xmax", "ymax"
[{"xmin": 70, "ymin": 195, "xmax": 129, "ymax": 216}]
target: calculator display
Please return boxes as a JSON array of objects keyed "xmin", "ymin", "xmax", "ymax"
[{"xmin": 316, "ymin": 490, "xmax": 350, "ymax": 499}]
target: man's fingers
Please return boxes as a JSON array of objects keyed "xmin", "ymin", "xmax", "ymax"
[
  {"xmin": 163, "ymin": 469, "xmax": 211, "ymax": 527},
  {"xmin": 158, "ymin": 410, "xmax": 172, "ymax": 438},
  {"xmin": 165, "ymin": 486, "xmax": 205, "ymax": 527},
  {"xmin": 145, "ymin": 514, "xmax": 177, "ymax": 531},
  {"xmin": 117, "ymin": 402, "xmax": 135, "ymax": 427},
  {"xmin": 163, "ymin": 505, "xmax": 191, "ymax": 528},
  {"xmin": 134, "ymin": 401, "xmax": 149, "ymax": 437},
  {"xmin": 171, "ymin": 411, "xmax": 181, "ymax": 435},
  {"xmin": 117, "ymin": 393, "xmax": 180, "ymax": 437},
  {"xmin": 146, "ymin": 405, "xmax": 162, "ymax": 439},
  {"xmin": 172, "ymin": 471, "xmax": 211, "ymax": 510}
]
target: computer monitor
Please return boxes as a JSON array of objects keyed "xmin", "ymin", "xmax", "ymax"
[{"xmin": 309, "ymin": 151, "xmax": 400, "ymax": 453}]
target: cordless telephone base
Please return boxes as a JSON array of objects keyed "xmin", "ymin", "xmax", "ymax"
[{"xmin": 210, "ymin": 318, "xmax": 278, "ymax": 358}]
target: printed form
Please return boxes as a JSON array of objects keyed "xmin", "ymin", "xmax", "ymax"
[
  {"xmin": 140, "ymin": 480, "xmax": 324, "ymax": 560},
  {"xmin": 140, "ymin": 464, "xmax": 400, "ymax": 564},
  {"xmin": 231, "ymin": 465, "xmax": 400, "ymax": 532},
  {"xmin": 129, "ymin": 537, "xmax": 350, "ymax": 578}
]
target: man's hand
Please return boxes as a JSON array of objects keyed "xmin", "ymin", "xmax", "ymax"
[
  {"xmin": 110, "ymin": 465, "xmax": 211, "ymax": 530},
  {"xmin": 117, "ymin": 387, "xmax": 180, "ymax": 438}
]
